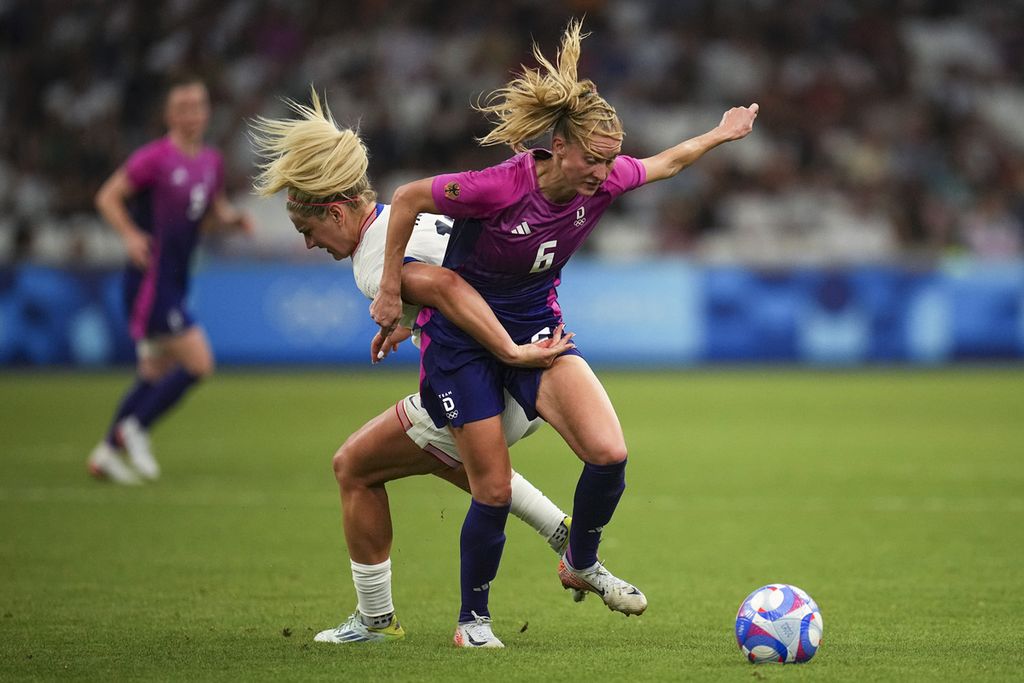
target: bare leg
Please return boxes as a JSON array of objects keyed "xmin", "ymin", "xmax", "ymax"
[
  {"xmin": 162, "ymin": 325, "xmax": 215, "ymax": 378},
  {"xmin": 535, "ymin": 354, "xmax": 626, "ymax": 464},
  {"xmin": 332, "ymin": 408, "xmax": 453, "ymax": 564},
  {"xmin": 535, "ymin": 355, "xmax": 645, "ymax": 617},
  {"xmin": 136, "ymin": 345, "xmax": 175, "ymax": 383},
  {"xmin": 449, "ymin": 416, "xmax": 512, "ymax": 505}
]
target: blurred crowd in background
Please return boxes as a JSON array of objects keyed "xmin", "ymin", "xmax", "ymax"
[{"xmin": 2, "ymin": 0, "xmax": 1023, "ymax": 266}]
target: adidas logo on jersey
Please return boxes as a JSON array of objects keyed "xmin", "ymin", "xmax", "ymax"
[{"xmin": 511, "ymin": 221, "xmax": 532, "ymax": 235}]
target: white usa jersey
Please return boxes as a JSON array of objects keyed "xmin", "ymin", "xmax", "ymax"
[{"xmin": 351, "ymin": 204, "xmax": 455, "ymax": 329}]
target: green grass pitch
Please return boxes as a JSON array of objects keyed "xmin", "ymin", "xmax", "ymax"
[{"xmin": 1, "ymin": 368, "xmax": 1023, "ymax": 681}]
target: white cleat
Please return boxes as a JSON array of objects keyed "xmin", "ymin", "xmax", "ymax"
[
  {"xmin": 453, "ymin": 611, "xmax": 504, "ymax": 648},
  {"xmin": 558, "ymin": 557, "xmax": 647, "ymax": 616},
  {"xmin": 118, "ymin": 417, "xmax": 160, "ymax": 481},
  {"xmin": 87, "ymin": 441, "xmax": 142, "ymax": 486},
  {"xmin": 314, "ymin": 612, "xmax": 405, "ymax": 643}
]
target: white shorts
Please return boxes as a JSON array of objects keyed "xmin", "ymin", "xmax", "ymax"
[{"xmin": 396, "ymin": 390, "xmax": 543, "ymax": 467}]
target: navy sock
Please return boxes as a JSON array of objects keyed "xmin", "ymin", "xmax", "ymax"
[
  {"xmin": 459, "ymin": 499, "xmax": 510, "ymax": 623},
  {"xmin": 105, "ymin": 378, "xmax": 155, "ymax": 446},
  {"xmin": 567, "ymin": 459, "xmax": 627, "ymax": 570},
  {"xmin": 133, "ymin": 368, "xmax": 200, "ymax": 429}
]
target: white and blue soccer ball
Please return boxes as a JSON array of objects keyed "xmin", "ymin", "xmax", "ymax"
[{"xmin": 735, "ymin": 583, "xmax": 823, "ymax": 664}]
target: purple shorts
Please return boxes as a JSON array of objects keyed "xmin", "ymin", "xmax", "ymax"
[
  {"xmin": 123, "ymin": 268, "xmax": 195, "ymax": 340},
  {"xmin": 418, "ymin": 332, "xmax": 583, "ymax": 428}
]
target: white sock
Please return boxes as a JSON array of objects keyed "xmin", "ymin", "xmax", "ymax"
[
  {"xmin": 350, "ymin": 558, "xmax": 394, "ymax": 624},
  {"xmin": 509, "ymin": 471, "xmax": 568, "ymax": 543}
]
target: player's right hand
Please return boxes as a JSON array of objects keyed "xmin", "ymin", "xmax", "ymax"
[
  {"xmin": 124, "ymin": 230, "xmax": 151, "ymax": 269},
  {"xmin": 369, "ymin": 289, "xmax": 403, "ymax": 343},
  {"xmin": 506, "ymin": 323, "xmax": 575, "ymax": 369}
]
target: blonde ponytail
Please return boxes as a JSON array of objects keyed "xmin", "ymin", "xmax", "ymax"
[
  {"xmin": 250, "ymin": 88, "xmax": 376, "ymax": 217},
  {"xmin": 475, "ymin": 19, "xmax": 623, "ymax": 155}
]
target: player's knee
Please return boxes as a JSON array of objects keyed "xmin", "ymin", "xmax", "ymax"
[
  {"xmin": 332, "ymin": 442, "xmax": 353, "ymax": 486},
  {"xmin": 187, "ymin": 354, "xmax": 215, "ymax": 378},
  {"xmin": 332, "ymin": 438, "xmax": 371, "ymax": 489},
  {"xmin": 473, "ymin": 481, "xmax": 512, "ymax": 507},
  {"xmin": 138, "ymin": 365, "xmax": 163, "ymax": 383},
  {"xmin": 196, "ymin": 358, "xmax": 214, "ymax": 378},
  {"xmin": 583, "ymin": 440, "xmax": 628, "ymax": 466}
]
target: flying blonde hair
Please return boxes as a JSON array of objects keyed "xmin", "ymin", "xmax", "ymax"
[
  {"xmin": 250, "ymin": 88, "xmax": 376, "ymax": 218},
  {"xmin": 475, "ymin": 18, "xmax": 623, "ymax": 156}
]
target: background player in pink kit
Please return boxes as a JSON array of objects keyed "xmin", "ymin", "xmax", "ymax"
[
  {"xmin": 372, "ymin": 20, "xmax": 758, "ymax": 647},
  {"xmin": 250, "ymin": 91, "xmax": 577, "ymax": 644},
  {"xmin": 88, "ymin": 77, "xmax": 253, "ymax": 484}
]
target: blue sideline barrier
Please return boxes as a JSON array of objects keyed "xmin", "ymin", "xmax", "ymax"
[{"xmin": 1, "ymin": 259, "xmax": 1021, "ymax": 366}]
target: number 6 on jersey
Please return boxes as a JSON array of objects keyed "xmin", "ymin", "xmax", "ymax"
[{"xmin": 530, "ymin": 240, "xmax": 558, "ymax": 273}]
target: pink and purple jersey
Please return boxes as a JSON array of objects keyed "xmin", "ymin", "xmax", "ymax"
[
  {"xmin": 418, "ymin": 149, "xmax": 645, "ymax": 347},
  {"xmin": 415, "ymin": 150, "xmax": 645, "ymax": 428},
  {"xmin": 122, "ymin": 137, "xmax": 223, "ymax": 340}
]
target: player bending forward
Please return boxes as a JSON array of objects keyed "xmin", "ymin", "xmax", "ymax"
[
  {"xmin": 372, "ymin": 19, "xmax": 758, "ymax": 647},
  {"xmin": 251, "ymin": 90, "xmax": 581, "ymax": 644}
]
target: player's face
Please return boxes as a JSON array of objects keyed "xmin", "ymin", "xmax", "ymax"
[
  {"xmin": 165, "ymin": 83, "xmax": 210, "ymax": 142},
  {"xmin": 289, "ymin": 209, "xmax": 354, "ymax": 260},
  {"xmin": 556, "ymin": 134, "xmax": 621, "ymax": 196}
]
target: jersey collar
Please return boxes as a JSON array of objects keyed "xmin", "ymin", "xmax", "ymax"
[{"xmin": 354, "ymin": 202, "xmax": 385, "ymax": 252}]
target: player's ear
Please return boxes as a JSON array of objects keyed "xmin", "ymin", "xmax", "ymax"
[
  {"xmin": 551, "ymin": 134, "xmax": 567, "ymax": 158},
  {"xmin": 328, "ymin": 205, "xmax": 343, "ymax": 224}
]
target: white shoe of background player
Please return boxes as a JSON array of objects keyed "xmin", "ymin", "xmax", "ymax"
[
  {"xmin": 117, "ymin": 417, "xmax": 160, "ymax": 481},
  {"xmin": 87, "ymin": 441, "xmax": 142, "ymax": 485}
]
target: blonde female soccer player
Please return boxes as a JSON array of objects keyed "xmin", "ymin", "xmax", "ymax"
[
  {"xmin": 371, "ymin": 19, "xmax": 758, "ymax": 647},
  {"xmin": 250, "ymin": 92, "xmax": 578, "ymax": 644}
]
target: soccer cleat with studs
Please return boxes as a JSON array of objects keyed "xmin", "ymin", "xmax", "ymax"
[
  {"xmin": 314, "ymin": 612, "xmax": 405, "ymax": 643},
  {"xmin": 87, "ymin": 441, "xmax": 142, "ymax": 485},
  {"xmin": 558, "ymin": 556, "xmax": 647, "ymax": 616},
  {"xmin": 548, "ymin": 518, "xmax": 587, "ymax": 602},
  {"xmin": 117, "ymin": 417, "xmax": 160, "ymax": 481},
  {"xmin": 453, "ymin": 611, "xmax": 504, "ymax": 648}
]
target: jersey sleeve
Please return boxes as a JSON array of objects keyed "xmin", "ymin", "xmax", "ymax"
[
  {"xmin": 603, "ymin": 155, "xmax": 647, "ymax": 198},
  {"xmin": 430, "ymin": 155, "xmax": 529, "ymax": 219},
  {"xmin": 123, "ymin": 142, "xmax": 162, "ymax": 191}
]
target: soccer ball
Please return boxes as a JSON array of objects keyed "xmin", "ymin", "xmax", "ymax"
[{"xmin": 735, "ymin": 583, "xmax": 823, "ymax": 664}]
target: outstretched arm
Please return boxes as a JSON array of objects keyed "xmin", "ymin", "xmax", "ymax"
[
  {"xmin": 399, "ymin": 262, "xmax": 573, "ymax": 368},
  {"xmin": 370, "ymin": 178, "xmax": 436, "ymax": 340},
  {"xmin": 641, "ymin": 104, "xmax": 759, "ymax": 184}
]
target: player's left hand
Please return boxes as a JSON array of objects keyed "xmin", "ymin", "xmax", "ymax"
[
  {"xmin": 505, "ymin": 323, "xmax": 575, "ymax": 368},
  {"xmin": 717, "ymin": 103, "xmax": 759, "ymax": 141}
]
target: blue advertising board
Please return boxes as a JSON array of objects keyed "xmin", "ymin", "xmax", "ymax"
[{"xmin": 1, "ymin": 258, "xmax": 1021, "ymax": 366}]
